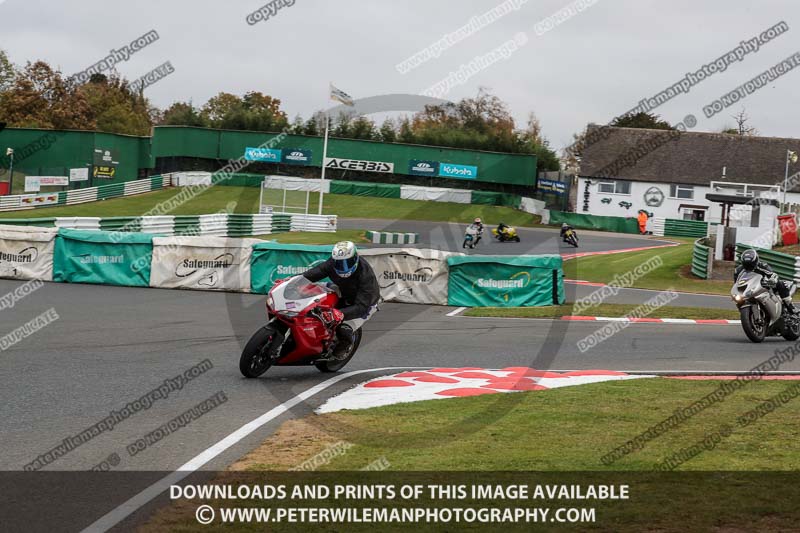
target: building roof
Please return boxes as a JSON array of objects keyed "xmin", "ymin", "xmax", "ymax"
[{"xmin": 580, "ymin": 124, "xmax": 800, "ymax": 191}]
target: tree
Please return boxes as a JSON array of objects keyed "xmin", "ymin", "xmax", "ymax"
[
  {"xmin": 161, "ymin": 101, "xmax": 205, "ymax": 127},
  {"xmin": 561, "ymin": 131, "xmax": 585, "ymax": 174},
  {"xmin": 0, "ymin": 60, "xmax": 94, "ymax": 130},
  {"xmin": 724, "ymin": 108, "xmax": 758, "ymax": 136},
  {"xmin": 610, "ymin": 111, "xmax": 674, "ymax": 130},
  {"xmin": 519, "ymin": 112, "xmax": 560, "ymax": 172},
  {"xmin": 0, "ymin": 49, "xmax": 15, "ymax": 93},
  {"xmin": 78, "ymin": 73, "xmax": 152, "ymax": 135},
  {"xmin": 379, "ymin": 118, "xmax": 397, "ymax": 143}
]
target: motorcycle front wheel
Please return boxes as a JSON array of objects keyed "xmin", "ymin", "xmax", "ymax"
[
  {"xmin": 740, "ymin": 306, "xmax": 767, "ymax": 343},
  {"xmin": 239, "ymin": 325, "xmax": 281, "ymax": 377},
  {"xmin": 315, "ymin": 329, "xmax": 362, "ymax": 373}
]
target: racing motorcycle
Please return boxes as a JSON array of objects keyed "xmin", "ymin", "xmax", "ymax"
[
  {"xmin": 239, "ymin": 275, "xmax": 362, "ymax": 377},
  {"xmin": 731, "ymin": 270, "xmax": 800, "ymax": 343},
  {"xmin": 492, "ymin": 225, "xmax": 521, "ymax": 243},
  {"xmin": 463, "ymin": 225, "xmax": 482, "ymax": 249},
  {"xmin": 563, "ymin": 228, "xmax": 579, "ymax": 248}
]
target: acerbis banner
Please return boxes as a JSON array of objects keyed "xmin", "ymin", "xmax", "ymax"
[
  {"xmin": 324, "ymin": 157, "xmax": 394, "ymax": 173},
  {"xmin": 408, "ymin": 160, "xmax": 440, "ymax": 176},
  {"xmin": 438, "ymin": 163, "xmax": 478, "ymax": 179},
  {"xmin": 245, "ymin": 147, "xmax": 282, "ymax": 162},
  {"xmin": 281, "ymin": 148, "xmax": 313, "ymax": 165}
]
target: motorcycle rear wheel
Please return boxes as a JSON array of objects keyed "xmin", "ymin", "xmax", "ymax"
[
  {"xmin": 740, "ymin": 306, "xmax": 766, "ymax": 343},
  {"xmin": 315, "ymin": 329, "xmax": 362, "ymax": 373},
  {"xmin": 782, "ymin": 314, "xmax": 800, "ymax": 341},
  {"xmin": 239, "ymin": 326, "xmax": 280, "ymax": 378}
]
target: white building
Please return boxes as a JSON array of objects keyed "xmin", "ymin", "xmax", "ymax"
[{"xmin": 578, "ymin": 125, "xmax": 800, "ymax": 226}]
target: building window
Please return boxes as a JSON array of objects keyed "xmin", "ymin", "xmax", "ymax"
[
  {"xmin": 597, "ymin": 180, "xmax": 631, "ymax": 195},
  {"xmin": 670, "ymin": 184, "xmax": 694, "ymax": 199}
]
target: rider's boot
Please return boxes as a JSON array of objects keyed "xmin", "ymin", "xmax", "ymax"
[
  {"xmin": 332, "ymin": 324, "xmax": 355, "ymax": 360},
  {"xmin": 783, "ymin": 297, "xmax": 800, "ymax": 315}
]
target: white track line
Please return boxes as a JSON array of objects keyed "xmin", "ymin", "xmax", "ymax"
[
  {"xmin": 446, "ymin": 307, "xmax": 467, "ymax": 317},
  {"xmin": 81, "ymin": 366, "xmax": 426, "ymax": 533}
]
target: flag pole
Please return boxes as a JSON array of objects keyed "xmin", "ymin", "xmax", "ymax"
[{"xmin": 318, "ymin": 112, "xmax": 330, "ymax": 215}]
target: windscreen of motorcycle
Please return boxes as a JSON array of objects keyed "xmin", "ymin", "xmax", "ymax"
[{"xmin": 271, "ymin": 276, "xmax": 328, "ymax": 312}]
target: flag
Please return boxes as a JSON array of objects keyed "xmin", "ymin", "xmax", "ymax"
[{"xmin": 330, "ymin": 83, "xmax": 354, "ymax": 106}]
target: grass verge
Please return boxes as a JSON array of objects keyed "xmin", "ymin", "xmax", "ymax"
[
  {"xmin": 0, "ymin": 187, "xmax": 541, "ymax": 226},
  {"xmin": 143, "ymin": 379, "xmax": 800, "ymax": 531},
  {"xmin": 464, "ymin": 304, "xmax": 739, "ymax": 320},
  {"xmin": 564, "ymin": 243, "xmax": 731, "ymax": 295}
]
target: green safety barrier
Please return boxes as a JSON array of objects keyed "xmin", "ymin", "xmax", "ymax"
[
  {"xmin": 365, "ymin": 231, "xmax": 419, "ymax": 244},
  {"xmin": 53, "ymin": 228, "xmax": 155, "ymax": 287},
  {"xmin": 447, "ymin": 255, "xmax": 564, "ymax": 307},
  {"xmin": 735, "ymin": 244, "xmax": 799, "ymax": 281},
  {"xmin": 250, "ymin": 242, "xmax": 332, "ymax": 294},
  {"xmin": 329, "ymin": 180, "xmax": 402, "ymax": 198},
  {"xmin": 549, "ymin": 211, "xmax": 639, "ymax": 234},
  {"xmin": 664, "ymin": 219, "xmax": 708, "ymax": 238},
  {"xmin": 691, "ymin": 239, "xmax": 711, "ymax": 279},
  {"xmin": 470, "ymin": 190, "xmax": 521, "ymax": 208},
  {"xmin": 227, "ymin": 214, "xmax": 254, "ymax": 237},
  {"xmin": 0, "ymin": 217, "xmax": 57, "ymax": 227}
]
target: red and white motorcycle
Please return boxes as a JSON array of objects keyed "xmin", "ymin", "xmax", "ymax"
[{"xmin": 239, "ymin": 275, "xmax": 362, "ymax": 377}]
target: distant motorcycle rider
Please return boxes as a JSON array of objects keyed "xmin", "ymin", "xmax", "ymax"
[
  {"xmin": 560, "ymin": 222, "xmax": 575, "ymax": 241},
  {"xmin": 469, "ymin": 217, "xmax": 484, "ymax": 246},
  {"xmin": 735, "ymin": 248, "xmax": 798, "ymax": 314},
  {"xmin": 303, "ymin": 241, "xmax": 381, "ymax": 358}
]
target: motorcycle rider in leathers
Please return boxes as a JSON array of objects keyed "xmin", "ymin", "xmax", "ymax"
[
  {"xmin": 303, "ymin": 241, "xmax": 381, "ymax": 359},
  {"xmin": 735, "ymin": 248, "xmax": 798, "ymax": 315}
]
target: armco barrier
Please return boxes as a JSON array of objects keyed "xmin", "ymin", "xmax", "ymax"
[
  {"xmin": 549, "ymin": 211, "xmax": 639, "ymax": 234},
  {"xmin": 691, "ymin": 238, "xmax": 712, "ymax": 279},
  {"xmin": 150, "ymin": 236, "xmax": 259, "ymax": 292},
  {"xmin": 447, "ymin": 255, "xmax": 565, "ymax": 307},
  {"xmin": 0, "ymin": 212, "xmax": 336, "ymax": 237},
  {"xmin": 735, "ymin": 244, "xmax": 800, "ymax": 283},
  {"xmin": 53, "ymin": 228, "xmax": 155, "ymax": 287},
  {"xmin": 366, "ymin": 231, "xmax": 419, "ymax": 244},
  {"xmin": 0, "ymin": 224, "xmax": 57, "ymax": 280}
]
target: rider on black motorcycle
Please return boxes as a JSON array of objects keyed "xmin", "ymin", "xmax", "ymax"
[
  {"xmin": 735, "ymin": 248, "xmax": 798, "ymax": 314},
  {"xmin": 303, "ymin": 241, "xmax": 381, "ymax": 358}
]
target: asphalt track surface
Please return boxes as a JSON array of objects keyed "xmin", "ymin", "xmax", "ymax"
[
  {"xmin": 340, "ymin": 217, "xmax": 674, "ymax": 256},
  {"xmin": 0, "ymin": 224, "xmax": 785, "ymax": 529}
]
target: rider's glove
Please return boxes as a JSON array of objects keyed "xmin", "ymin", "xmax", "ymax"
[
  {"xmin": 331, "ymin": 308, "xmax": 345, "ymax": 324},
  {"xmin": 765, "ymin": 273, "xmax": 779, "ymax": 288}
]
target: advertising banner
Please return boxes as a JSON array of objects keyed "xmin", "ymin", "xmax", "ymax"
[
  {"xmin": 537, "ymin": 178, "xmax": 567, "ymax": 195},
  {"xmin": 25, "ymin": 176, "xmax": 40, "ymax": 192},
  {"xmin": 53, "ymin": 228, "xmax": 154, "ymax": 287},
  {"xmin": 250, "ymin": 242, "xmax": 332, "ymax": 294},
  {"xmin": 447, "ymin": 255, "xmax": 564, "ymax": 307},
  {"xmin": 93, "ymin": 148, "xmax": 119, "ymax": 179},
  {"xmin": 438, "ymin": 163, "xmax": 478, "ymax": 179},
  {"xmin": 0, "ymin": 224, "xmax": 57, "ymax": 281},
  {"xmin": 69, "ymin": 168, "xmax": 89, "ymax": 182},
  {"xmin": 150, "ymin": 236, "xmax": 259, "ymax": 292},
  {"xmin": 245, "ymin": 147, "xmax": 282, "ymax": 162},
  {"xmin": 20, "ymin": 193, "xmax": 59, "ymax": 206},
  {"xmin": 408, "ymin": 160, "xmax": 440, "ymax": 177},
  {"xmin": 281, "ymin": 148, "xmax": 313, "ymax": 165},
  {"xmin": 361, "ymin": 248, "xmax": 460, "ymax": 305},
  {"xmin": 324, "ymin": 157, "xmax": 394, "ymax": 173}
]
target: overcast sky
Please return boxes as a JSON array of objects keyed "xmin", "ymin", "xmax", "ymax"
[{"xmin": 1, "ymin": 0, "xmax": 799, "ymax": 150}]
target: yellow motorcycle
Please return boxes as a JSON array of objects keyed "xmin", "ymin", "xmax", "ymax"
[{"xmin": 492, "ymin": 224, "xmax": 521, "ymax": 243}]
